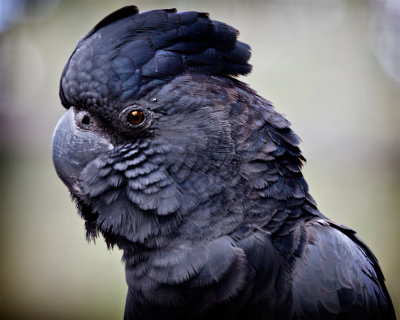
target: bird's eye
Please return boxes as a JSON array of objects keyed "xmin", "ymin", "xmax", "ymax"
[
  {"xmin": 121, "ymin": 106, "xmax": 152, "ymax": 132},
  {"xmin": 127, "ymin": 110, "xmax": 145, "ymax": 125}
]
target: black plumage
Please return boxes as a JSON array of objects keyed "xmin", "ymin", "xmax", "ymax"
[{"xmin": 52, "ymin": 6, "xmax": 396, "ymax": 320}]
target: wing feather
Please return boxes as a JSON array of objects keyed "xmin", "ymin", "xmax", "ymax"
[{"xmin": 292, "ymin": 220, "xmax": 395, "ymax": 319}]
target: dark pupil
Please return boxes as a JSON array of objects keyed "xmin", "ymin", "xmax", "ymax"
[
  {"xmin": 82, "ymin": 115, "xmax": 90, "ymax": 125},
  {"xmin": 129, "ymin": 110, "xmax": 144, "ymax": 125}
]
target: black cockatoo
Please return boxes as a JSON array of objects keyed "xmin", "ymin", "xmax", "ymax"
[{"xmin": 51, "ymin": 6, "xmax": 396, "ymax": 320}]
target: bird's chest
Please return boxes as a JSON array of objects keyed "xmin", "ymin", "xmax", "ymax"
[{"xmin": 123, "ymin": 233, "xmax": 297, "ymax": 320}]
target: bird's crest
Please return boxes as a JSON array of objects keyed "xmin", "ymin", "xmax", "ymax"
[{"xmin": 60, "ymin": 5, "xmax": 252, "ymax": 110}]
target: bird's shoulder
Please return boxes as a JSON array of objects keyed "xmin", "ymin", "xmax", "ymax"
[{"xmin": 290, "ymin": 218, "xmax": 396, "ymax": 319}]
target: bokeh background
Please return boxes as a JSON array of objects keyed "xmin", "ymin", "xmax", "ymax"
[{"xmin": 0, "ymin": 0, "xmax": 399, "ymax": 318}]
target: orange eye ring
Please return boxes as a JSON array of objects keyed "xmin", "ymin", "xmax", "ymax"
[{"xmin": 128, "ymin": 110, "xmax": 145, "ymax": 125}]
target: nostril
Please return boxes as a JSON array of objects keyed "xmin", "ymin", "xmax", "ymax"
[{"xmin": 82, "ymin": 115, "xmax": 90, "ymax": 125}]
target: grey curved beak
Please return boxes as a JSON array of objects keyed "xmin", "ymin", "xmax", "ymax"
[{"xmin": 51, "ymin": 108, "xmax": 113, "ymax": 194}]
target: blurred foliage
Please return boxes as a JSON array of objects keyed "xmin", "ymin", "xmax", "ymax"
[{"xmin": 0, "ymin": 0, "xmax": 399, "ymax": 318}]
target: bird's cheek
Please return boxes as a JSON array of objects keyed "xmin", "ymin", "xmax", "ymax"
[{"xmin": 51, "ymin": 107, "xmax": 114, "ymax": 194}]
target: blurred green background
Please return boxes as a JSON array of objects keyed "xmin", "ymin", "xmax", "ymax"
[{"xmin": 0, "ymin": 0, "xmax": 399, "ymax": 318}]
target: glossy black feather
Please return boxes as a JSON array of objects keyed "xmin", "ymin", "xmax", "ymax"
[
  {"xmin": 292, "ymin": 220, "xmax": 394, "ymax": 319},
  {"xmin": 59, "ymin": 6, "xmax": 252, "ymax": 122}
]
